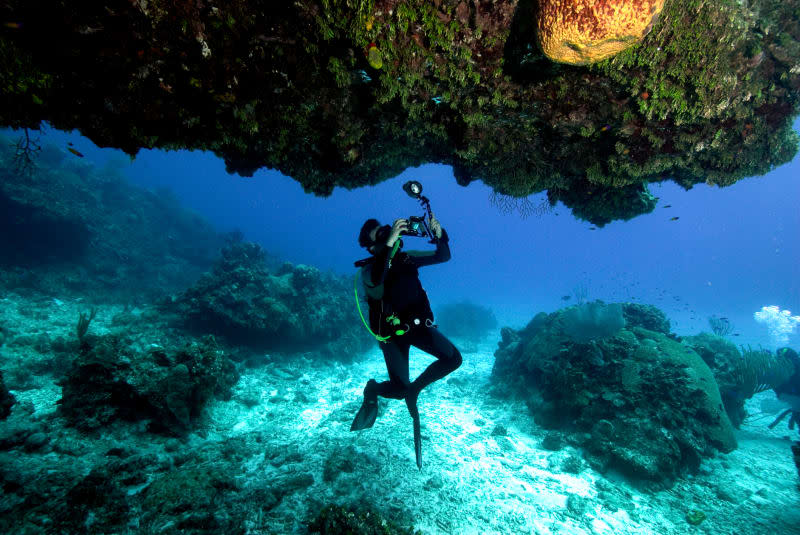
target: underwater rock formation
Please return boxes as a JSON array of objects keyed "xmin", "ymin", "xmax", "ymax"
[
  {"xmin": 0, "ymin": 428, "xmax": 308, "ymax": 533},
  {"xmin": 684, "ymin": 334, "xmax": 796, "ymax": 428},
  {"xmin": 620, "ymin": 302, "xmax": 671, "ymax": 334},
  {"xmin": 492, "ymin": 302, "xmax": 736, "ymax": 485},
  {"xmin": 172, "ymin": 241, "xmax": 372, "ymax": 358},
  {"xmin": 536, "ymin": 0, "xmax": 666, "ymax": 65},
  {"xmin": 1, "ymin": 0, "xmax": 799, "ymax": 225},
  {"xmin": 682, "ymin": 333, "xmax": 750, "ymax": 427},
  {"xmin": 58, "ymin": 334, "xmax": 238, "ymax": 434},
  {"xmin": 0, "ymin": 136, "xmax": 223, "ymax": 301},
  {"xmin": 308, "ymin": 504, "xmax": 422, "ymax": 535}
]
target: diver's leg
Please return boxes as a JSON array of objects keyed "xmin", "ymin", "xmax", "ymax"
[
  {"xmin": 351, "ymin": 341, "xmax": 410, "ymax": 431},
  {"xmin": 408, "ymin": 327, "xmax": 463, "ymax": 394},
  {"xmin": 376, "ymin": 339, "xmax": 411, "ymax": 399}
]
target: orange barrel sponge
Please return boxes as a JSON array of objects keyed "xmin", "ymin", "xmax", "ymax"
[{"xmin": 536, "ymin": 0, "xmax": 665, "ymax": 65}]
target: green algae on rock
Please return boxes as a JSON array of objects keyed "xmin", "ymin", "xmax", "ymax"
[{"xmin": 0, "ymin": 0, "xmax": 798, "ymax": 225}]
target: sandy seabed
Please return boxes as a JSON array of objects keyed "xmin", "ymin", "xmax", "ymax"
[{"xmin": 2, "ymin": 296, "xmax": 799, "ymax": 534}]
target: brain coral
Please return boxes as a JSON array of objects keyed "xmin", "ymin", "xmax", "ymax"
[{"xmin": 537, "ymin": 0, "xmax": 666, "ymax": 65}]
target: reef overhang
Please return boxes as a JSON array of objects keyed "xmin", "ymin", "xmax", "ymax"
[{"xmin": 1, "ymin": 0, "xmax": 798, "ymax": 225}]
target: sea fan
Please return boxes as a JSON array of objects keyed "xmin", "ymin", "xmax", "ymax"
[{"xmin": 731, "ymin": 346, "xmax": 795, "ymax": 400}]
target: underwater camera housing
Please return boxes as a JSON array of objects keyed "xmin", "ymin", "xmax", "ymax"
[{"xmin": 401, "ymin": 180, "xmax": 436, "ymax": 242}]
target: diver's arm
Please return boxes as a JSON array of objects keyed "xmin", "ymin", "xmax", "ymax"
[
  {"xmin": 368, "ymin": 245, "xmax": 393, "ymax": 287},
  {"xmin": 408, "ymin": 228, "xmax": 451, "ymax": 267},
  {"xmin": 368, "ymin": 219, "xmax": 407, "ymax": 286}
]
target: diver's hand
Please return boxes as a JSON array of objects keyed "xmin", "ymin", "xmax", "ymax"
[
  {"xmin": 387, "ymin": 218, "xmax": 408, "ymax": 247},
  {"xmin": 429, "ymin": 212, "xmax": 443, "ymax": 239}
]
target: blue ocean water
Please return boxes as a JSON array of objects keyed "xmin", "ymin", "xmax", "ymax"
[
  {"xmin": 28, "ymin": 122, "xmax": 800, "ymax": 348},
  {"xmin": 1, "ymin": 121, "xmax": 800, "ymax": 534}
]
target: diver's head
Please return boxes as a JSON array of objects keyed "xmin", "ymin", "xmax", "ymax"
[{"xmin": 359, "ymin": 218, "xmax": 391, "ymax": 255}]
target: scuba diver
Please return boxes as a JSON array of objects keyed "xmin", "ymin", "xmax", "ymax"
[{"xmin": 351, "ymin": 181, "xmax": 462, "ymax": 470}]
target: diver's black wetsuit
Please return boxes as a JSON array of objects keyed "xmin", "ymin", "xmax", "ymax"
[{"xmin": 361, "ymin": 229, "xmax": 462, "ymax": 401}]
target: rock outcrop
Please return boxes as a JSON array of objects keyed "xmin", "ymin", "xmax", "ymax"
[
  {"xmin": 58, "ymin": 334, "xmax": 238, "ymax": 434},
  {"xmin": 2, "ymin": 0, "xmax": 798, "ymax": 224},
  {"xmin": 492, "ymin": 302, "xmax": 736, "ymax": 485},
  {"xmin": 172, "ymin": 241, "xmax": 373, "ymax": 358}
]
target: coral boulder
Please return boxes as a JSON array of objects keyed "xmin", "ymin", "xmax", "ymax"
[
  {"xmin": 172, "ymin": 241, "xmax": 372, "ymax": 359},
  {"xmin": 536, "ymin": 0, "xmax": 666, "ymax": 64},
  {"xmin": 57, "ymin": 334, "xmax": 238, "ymax": 434},
  {"xmin": 492, "ymin": 304, "xmax": 736, "ymax": 486}
]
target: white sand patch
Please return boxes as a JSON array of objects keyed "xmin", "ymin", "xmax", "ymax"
[
  {"xmin": 203, "ymin": 341, "xmax": 798, "ymax": 534},
  {"xmin": 2, "ymin": 292, "xmax": 798, "ymax": 534}
]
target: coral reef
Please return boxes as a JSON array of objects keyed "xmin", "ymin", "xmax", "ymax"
[
  {"xmin": 1, "ymin": 0, "xmax": 798, "ymax": 224},
  {"xmin": 536, "ymin": 0, "xmax": 666, "ymax": 65},
  {"xmin": 0, "ymin": 135, "xmax": 224, "ymax": 301},
  {"xmin": 682, "ymin": 333, "xmax": 749, "ymax": 427},
  {"xmin": 171, "ymin": 241, "xmax": 373, "ymax": 358},
  {"xmin": 621, "ymin": 302, "xmax": 671, "ymax": 334},
  {"xmin": 684, "ymin": 334, "xmax": 796, "ymax": 427},
  {"xmin": 57, "ymin": 334, "xmax": 239, "ymax": 435},
  {"xmin": 491, "ymin": 304, "xmax": 736, "ymax": 486},
  {"xmin": 0, "ymin": 421, "xmax": 316, "ymax": 534},
  {"xmin": 308, "ymin": 504, "xmax": 422, "ymax": 535}
]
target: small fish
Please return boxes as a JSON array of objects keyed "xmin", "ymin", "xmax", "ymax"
[
  {"xmin": 733, "ymin": 333, "xmax": 740, "ymax": 336},
  {"xmin": 663, "ymin": 204, "xmax": 672, "ymax": 208},
  {"xmin": 600, "ymin": 124, "xmax": 611, "ymax": 132},
  {"xmin": 670, "ymin": 216, "xmax": 679, "ymax": 221},
  {"xmin": 589, "ymin": 227, "xmax": 597, "ymax": 230},
  {"xmin": 561, "ymin": 295, "xmax": 571, "ymax": 301},
  {"xmin": 68, "ymin": 141, "xmax": 74, "ymax": 146},
  {"xmin": 4, "ymin": 22, "xmax": 22, "ymax": 29},
  {"xmin": 641, "ymin": 91, "xmax": 650, "ymax": 100},
  {"xmin": 68, "ymin": 147, "xmax": 84, "ymax": 157}
]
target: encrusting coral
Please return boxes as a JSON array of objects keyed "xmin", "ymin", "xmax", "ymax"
[{"xmin": 1, "ymin": 0, "xmax": 798, "ymax": 225}]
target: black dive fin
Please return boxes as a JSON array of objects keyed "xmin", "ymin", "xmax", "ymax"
[
  {"xmin": 413, "ymin": 416, "xmax": 422, "ymax": 470},
  {"xmin": 350, "ymin": 399, "xmax": 378, "ymax": 431},
  {"xmin": 405, "ymin": 389, "xmax": 422, "ymax": 469}
]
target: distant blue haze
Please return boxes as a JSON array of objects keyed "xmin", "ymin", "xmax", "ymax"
[{"xmin": 6, "ymin": 122, "xmax": 800, "ymax": 348}]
